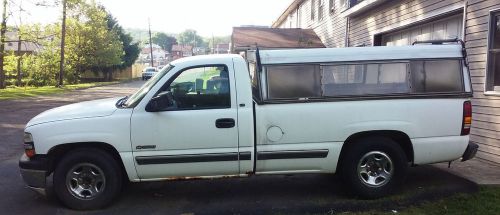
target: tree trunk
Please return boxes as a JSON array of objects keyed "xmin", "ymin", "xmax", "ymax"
[
  {"xmin": 58, "ymin": 0, "xmax": 67, "ymax": 87},
  {"xmin": 107, "ymin": 70, "xmax": 113, "ymax": 82},
  {"xmin": 16, "ymin": 33, "xmax": 22, "ymax": 86},
  {"xmin": 16, "ymin": 0, "xmax": 22, "ymax": 87},
  {"xmin": 0, "ymin": 0, "xmax": 7, "ymax": 89}
]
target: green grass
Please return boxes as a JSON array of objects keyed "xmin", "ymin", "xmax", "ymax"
[
  {"xmin": 0, "ymin": 81, "xmax": 120, "ymax": 100},
  {"xmin": 347, "ymin": 186, "xmax": 500, "ymax": 215}
]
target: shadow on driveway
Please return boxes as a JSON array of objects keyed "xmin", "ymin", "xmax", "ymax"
[{"xmin": 14, "ymin": 165, "xmax": 474, "ymax": 215}]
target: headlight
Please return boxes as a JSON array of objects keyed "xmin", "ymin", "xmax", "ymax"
[
  {"xmin": 23, "ymin": 132, "xmax": 33, "ymax": 143},
  {"xmin": 23, "ymin": 132, "xmax": 35, "ymax": 158}
]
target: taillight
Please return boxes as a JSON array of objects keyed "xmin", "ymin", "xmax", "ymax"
[
  {"xmin": 461, "ymin": 101, "xmax": 472, "ymax": 135},
  {"xmin": 23, "ymin": 132, "xmax": 35, "ymax": 158}
]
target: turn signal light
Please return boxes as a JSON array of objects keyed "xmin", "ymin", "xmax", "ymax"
[
  {"xmin": 23, "ymin": 132, "xmax": 35, "ymax": 158},
  {"xmin": 25, "ymin": 149, "xmax": 36, "ymax": 158},
  {"xmin": 461, "ymin": 101, "xmax": 472, "ymax": 136}
]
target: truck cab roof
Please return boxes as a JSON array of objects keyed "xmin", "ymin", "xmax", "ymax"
[{"xmin": 170, "ymin": 54, "xmax": 244, "ymax": 68}]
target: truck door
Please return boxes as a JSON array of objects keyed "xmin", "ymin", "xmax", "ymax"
[{"xmin": 130, "ymin": 63, "xmax": 243, "ymax": 179}]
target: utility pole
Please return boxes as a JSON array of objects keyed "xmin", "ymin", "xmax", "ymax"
[
  {"xmin": 58, "ymin": 0, "xmax": 67, "ymax": 87},
  {"xmin": 0, "ymin": 0, "xmax": 7, "ymax": 89},
  {"xmin": 192, "ymin": 30, "xmax": 196, "ymax": 56},
  {"xmin": 16, "ymin": 0, "xmax": 22, "ymax": 86},
  {"xmin": 148, "ymin": 18, "xmax": 154, "ymax": 67},
  {"xmin": 212, "ymin": 34, "xmax": 214, "ymax": 54}
]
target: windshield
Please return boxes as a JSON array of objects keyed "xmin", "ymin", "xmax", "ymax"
[
  {"xmin": 146, "ymin": 68, "xmax": 156, "ymax": 72},
  {"xmin": 124, "ymin": 64, "xmax": 175, "ymax": 108}
]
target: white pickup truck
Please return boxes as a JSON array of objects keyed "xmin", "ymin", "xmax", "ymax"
[{"xmin": 20, "ymin": 42, "xmax": 478, "ymax": 210}]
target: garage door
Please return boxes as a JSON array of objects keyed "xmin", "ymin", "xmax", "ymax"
[{"xmin": 381, "ymin": 14, "xmax": 463, "ymax": 46}]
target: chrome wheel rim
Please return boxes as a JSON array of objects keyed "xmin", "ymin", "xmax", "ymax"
[
  {"xmin": 66, "ymin": 163, "xmax": 106, "ymax": 200},
  {"xmin": 357, "ymin": 151, "xmax": 393, "ymax": 188}
]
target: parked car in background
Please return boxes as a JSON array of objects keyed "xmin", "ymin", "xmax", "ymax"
[
  {"xmin": 142, "ymin": 67, "xmax": 158, "ymax": 80},
  {"xmin": 19, "ymin": 41, "xmax": 477, "ymax": 210}
]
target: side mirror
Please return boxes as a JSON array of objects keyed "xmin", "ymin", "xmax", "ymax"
[{"xmin": 146, "ymin": 91, "xmax": 175, "ymax": 112}]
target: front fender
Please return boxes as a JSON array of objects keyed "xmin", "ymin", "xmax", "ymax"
[{"xmin": 25, "ymin": 108, "xmax": 132, "ymax": 155}]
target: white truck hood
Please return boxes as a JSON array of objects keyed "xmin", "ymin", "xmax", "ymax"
[{"xmin": 26, "ymin": 97, "xmax": 120, "ymax": 127}]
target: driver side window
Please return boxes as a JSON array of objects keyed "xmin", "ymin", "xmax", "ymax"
[{"xmin": 161, "ymin": 65, "xmax": 231, "ymax": 110}]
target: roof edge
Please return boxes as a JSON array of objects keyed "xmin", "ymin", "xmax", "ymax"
[{"xmin": 271, "ymin": 0, "xmax": 304, "ymax": 28}]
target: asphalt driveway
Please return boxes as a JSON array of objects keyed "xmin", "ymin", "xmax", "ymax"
[{"xmin": 0, "ymin": 80, "xmax": 478, "ymax": 214}]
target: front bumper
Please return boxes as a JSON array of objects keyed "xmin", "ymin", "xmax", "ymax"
[
  {"xmin": 462, "ymin": 142, "xmax": 479, "ymax": 162},
  {"xmin": 142, "ymin": 74, "xmax": 154, "ymax": 79},
  {"xmin": 19, "ymin": 154, "xmax": 48, "ymax": 195}
]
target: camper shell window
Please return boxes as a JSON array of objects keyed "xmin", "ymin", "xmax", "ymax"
[
  {"xmin": 321, "ymin": 62, "xmax": 409, "ymax": 96},
  {"xmin": 265, "ymin": 64, "xmax": 321, "ymax": 99},
  {"xmin": 260, "ymin": 59, "xmax": 464, "ymax": 101}
]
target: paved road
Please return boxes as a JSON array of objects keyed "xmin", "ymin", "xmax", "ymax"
[{"xmin": 0, "ymin": 81, "xmax": 477, "ymax": 214}]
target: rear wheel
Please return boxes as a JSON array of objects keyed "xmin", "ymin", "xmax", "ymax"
[
  {"xmin": 341, "ymin": 136, "xmax": 408, "ymax": 199},
  {"xmin": 53, "ymin": 148, "xmax": 123, "ymax": 210}
]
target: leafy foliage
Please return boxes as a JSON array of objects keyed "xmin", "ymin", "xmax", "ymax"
[
  {"xmin": 152, "ymin": 32, "xmax": 177, "ymax": 52},
  {"xmin": 65, "ymin": 1, "xmax": 124, "ymax": 82},
  {"xmin": 177, "ymin": 29, "xmax": 206, "ymax": 47},
  {"xmin": 106, "ymin": 12, "xmax": 140, "ymax": 69}
]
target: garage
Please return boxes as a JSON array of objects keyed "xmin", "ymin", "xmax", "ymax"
[{"xmin": 379, "ymin": 14, "xmax": 463, "ymax": 46}]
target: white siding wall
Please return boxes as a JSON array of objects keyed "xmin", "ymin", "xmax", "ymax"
[
  {"xmin": 465, "ymin": 0, "xmax": 500, "ymax": 164},
  {"xmin": 276, "ymin": 0, "xmax": 346, "ymax": 48}
]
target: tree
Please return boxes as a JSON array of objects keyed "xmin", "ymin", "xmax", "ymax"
[
  {"xmin": 152, "ymin": 32, "xmax": 177, "ymax": 52},
  {"xmin": 64, "ymin": 1, "xmax": 123, "ymax": 82},
  {"xmin": 177, "ymin": 29, "xmax": 205, "ymax": 47},
  {"xmin": 58, "ymin": 0, "xmax": 67, "ymax": 87},
  {"xmin": 105, "ymin": 12, "xmax": 140, "ymax": 70},
  {"xmin": 0, "ymin": 0, "xmax": 7, "ymax": 89},
  {"xmin": 21, "ymin": 24, "xmax": 62, "ymax": 86}
]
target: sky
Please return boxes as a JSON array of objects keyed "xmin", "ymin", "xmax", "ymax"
[{"xmin": 6, "ymin": 0, "xmax": 294, "ymax": 37}]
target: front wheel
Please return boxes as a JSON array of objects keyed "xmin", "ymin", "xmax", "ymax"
[
  {"xmin": 341, "ymin": 137, "xmax": 408, "ymax": 199},
  {"xmin": 53, "ymin": 148, "xmax": 123, "ymax": 210}
]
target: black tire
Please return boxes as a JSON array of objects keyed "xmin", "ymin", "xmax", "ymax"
[
  {"xmin": 340, "ymin": 136, "xmax": 408, "ymax": 199},
  {"xmin": 53, "ymin": 148, "xmax": 123, "ymax": 210}
]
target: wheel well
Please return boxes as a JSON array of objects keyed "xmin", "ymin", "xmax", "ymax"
[
  {"xmin": 338, "ymin": 130, "xmax": 414, "ymax": 168},
  {"xmin": 47, "ymin": 142, "xmax": 128, "ymax": 180}
]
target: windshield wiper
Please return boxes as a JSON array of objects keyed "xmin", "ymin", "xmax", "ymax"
[{"xmin": 116, "ymin": 96, "xmax": 129, "ymax": 108}]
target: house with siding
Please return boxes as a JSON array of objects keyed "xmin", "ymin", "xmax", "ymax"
[
  {"xmin": 273, "ymin": 0, "xmax": 500, "ymax": 164},
  {"xmin": 171, "ymin": 45, "xmax": 193, "ymax": 60},
  {"xmin": 214, "ymin": 43, "xmax": 230, "ymax": 54},
  {"xmin": 5, "ymin": 31, "xmax": 40, "ymax": 55}
]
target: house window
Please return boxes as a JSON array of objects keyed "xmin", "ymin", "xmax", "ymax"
[
  {"xmin": 318, "ymin": 0, "xmax": 324, "ymax": 21},
  {"xmin": 311, "ymin": 0, "xmax": 315, "ymax": 20},
  {"xmin": 348, "ymin": 0, "xmax": 363, "ymax": 8},
  {"xmin": 338, "ymin": 0, "xmax": 364, "ymax": 9},
  {"xmin": 487, "ymin": 11, "xmax": 500, "ymax": 91}
]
